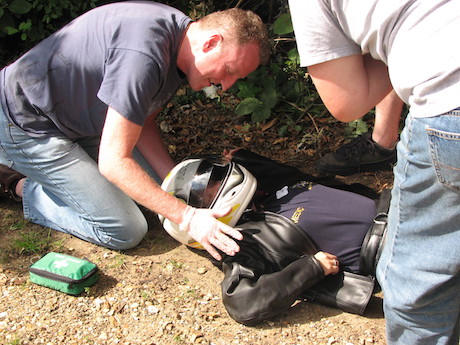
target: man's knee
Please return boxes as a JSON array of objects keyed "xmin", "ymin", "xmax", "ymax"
[{"xmin": 102, "ymin": 216, "xmax": 148, "ymax": 250}]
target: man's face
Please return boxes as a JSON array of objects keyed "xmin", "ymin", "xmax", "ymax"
[{"xmin": 187, "ymin": 40, "xmax": 261, "ymax": 92}]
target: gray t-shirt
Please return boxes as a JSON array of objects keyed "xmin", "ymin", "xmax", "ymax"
[
  {"xmin": 1, "ymin": 1, "xmax": 191, "ymax": 138},
  {"xmin": 289, "ymin": 0, "xmax": 460, "ymax": 118}
]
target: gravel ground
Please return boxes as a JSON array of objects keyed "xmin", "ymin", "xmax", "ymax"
[{"xmin": 1, "ymin": 195, "xmax": 388, "ymax": 345}]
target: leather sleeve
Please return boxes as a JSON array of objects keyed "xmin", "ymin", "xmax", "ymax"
[{"xmin": 221, "ymin": 254, "xmax": 324, "ymax": 326}]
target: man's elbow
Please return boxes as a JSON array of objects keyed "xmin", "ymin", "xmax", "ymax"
[{"xmin": 98, "ymin": 159, "xmax": 115, "ymax": 182}]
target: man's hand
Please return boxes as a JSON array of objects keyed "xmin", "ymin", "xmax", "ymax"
[{"xmin": 180, "ymin": 206, "xmax": 243, "ymax": 261}]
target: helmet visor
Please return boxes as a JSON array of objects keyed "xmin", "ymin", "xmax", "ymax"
[{"xmin": 189, "ymin": 161, "xmax": 230, "ymax": 208}]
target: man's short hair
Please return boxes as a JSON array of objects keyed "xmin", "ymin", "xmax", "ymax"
[{"xmin": 197, "ymin": 8, "xmax": 270, "ymax": 65}]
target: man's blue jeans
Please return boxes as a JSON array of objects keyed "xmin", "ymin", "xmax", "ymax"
[
  {"xmin": 0, "ymin": 106, "xmax": 162, "ymax": 250},
  {"xmin": 377, "ymin": 110, "xmax": 460, "ymax": 345}
]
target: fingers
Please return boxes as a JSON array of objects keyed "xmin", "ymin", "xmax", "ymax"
[
  {"xmin": 219, "ymin": 222, "xmax": 243, "ymax": 241},
  {"xmin": 222, "ymin": 148, "xmax": 239, "ymax": 161},
  {"xmin": 201, "ymin": 230, "xmax": 239, "ymax": 261},
  {"xmin": 314, "ymin": 251, "xmax": 340, "ymax": 275},
  {"xmin": 207, "ymin": 226, "xmax": 240, "ymax": 254},
  {"xmin": 211, "ymin": 208, "xmax": 243, "ymax": 241},
  {"xmin": 328, "ymin": 257, "xmax": 340, "ymax": 275},
  {"xmin": 214, "ymin": 230, "xmax": 240, "ymax": 252},
  {"xmin": 202, "ymin": 242, "xmax": 222, "ymax": 261},
  {"xmin": 189, "ymin": 208, "xmax": 242, "ymax": 260},
  {"xmin": 222, "ymin": 149, "xmax": 232, "ymax": 162}
]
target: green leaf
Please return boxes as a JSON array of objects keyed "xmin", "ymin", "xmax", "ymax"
[
  {"xmin": 356, "ymin": 118, "xmax": 369, "ymax": 134},
  {"xmin": 236, "ymin": 81, "xmax": 259, "ymax": 99},
  {"xmin": 8, "ymin": 0, "xmax": 33, "ymax": 15},
  {"xmin": 260, "ymin": 76, "xmax": 276, "ymax": 89},
  {"xmin": 344, "ymin": 119, "xmax": 369, "ymax": 138},
  {"xmin": 287, "ymin": 48, "xmax": 300, "ymax": 64},
  {"xmin": 235, "ymin": 98, "xmax": 262, "ymax": 116},
  {"xmin": 5, "ymin": 26, "xmax": 19, "ymax": 35},
  {"xmin": 273, "ymin": 13, "xmax": 293, "ymax": 35},
  {"xmin": 259, "ymin": 85, "xmax": 278, "ymax": 109},
  {"xmin": 18, "ymin": 19, "xmax": 32, "ymax": 31},
  {"xmin": 251, "ymin": 105, "xmax": 271, "ymax": 123}
]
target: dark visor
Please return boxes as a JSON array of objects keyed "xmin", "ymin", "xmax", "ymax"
[{"xmin": 189, "ymin": 161, "xmax": 229, "ymax": 208}]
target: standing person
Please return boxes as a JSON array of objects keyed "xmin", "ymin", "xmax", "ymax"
[
  {"xmin": 317, "ymin": 90, "xmax": 403, "ymax": 176},
  {"xmin": 288, "ymin": 1, "xmax": 460, "ymax": 344},
  {"xmin": 0, "ymin": 1, "xmax": 270, "ymax": 261}
]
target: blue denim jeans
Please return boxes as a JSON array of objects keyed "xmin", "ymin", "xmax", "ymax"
[
  {"xmin": 377, "ymin": 111, "xmax": 460, "ymax": 345},
  {"xmin": 0, "ymin": 105, "xmax": 162, "ymax": 250}
]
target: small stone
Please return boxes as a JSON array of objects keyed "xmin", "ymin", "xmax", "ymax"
[
  {"xmin": 130, "ymin": 303, "xmax": 139, "ymax": 309},
  {"xmin": 197, "ymin": 267, "xmax": 207, "ymax": 275},
  {"xmin": 190, "ymin": 333, "xmax": 204, "ymax": 343},
  {"xmin": 147, "ymin": 305, "xmax": 160, "ymax": 314},
  {"xmin": 328, "ymin": 337, "xmax": 337, "ymax": 344}
]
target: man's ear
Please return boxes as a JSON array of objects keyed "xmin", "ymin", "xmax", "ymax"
[{"xmin": 202, "ymin": 34, "xmax": 223, "ymax": 52}]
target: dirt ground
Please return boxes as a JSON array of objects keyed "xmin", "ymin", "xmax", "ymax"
[{"xmin": 0, "ymin": 102, "xmax": 394, "ymax": 345}]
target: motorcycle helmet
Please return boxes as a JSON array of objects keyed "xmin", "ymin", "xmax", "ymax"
[{"xmin": 158, "ymin": 158, "xmax": 257, "ymax": 249}]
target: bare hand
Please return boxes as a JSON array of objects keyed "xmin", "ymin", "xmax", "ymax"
[
  {"xmin": 314, "ymin": 251, "xmax": 340, "ymax": 276},
  {"xmin": 180, "ymin": 206, "xmax": 243, "ymax": 261},
  {"xmin": 222, "ymin": 148, "xmax": 240, "ymax": 162}
]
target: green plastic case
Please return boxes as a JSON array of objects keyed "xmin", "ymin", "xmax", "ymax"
[{"xmin": 29, "ymin": 252, "xmax": 99, "ymax": 295}]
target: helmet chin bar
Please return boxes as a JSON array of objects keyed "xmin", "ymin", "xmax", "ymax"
[
  {"xmin": 211, "ymin": 164, "xmax": 257, "ymax": 227},
  {"xmin": 158, "ymin": 158, "xmax": 257, "ymax": 249}
]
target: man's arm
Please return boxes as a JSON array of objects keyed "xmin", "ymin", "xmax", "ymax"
[
  {"xmin": 99, "ymin": 107, "xmax": 185, "ymax": 222},
  {"xmin": 136, "ymin": 110, "xmax": 175, "ymax": 180},
  {"xmin": 308, "ymin": 54, "xmax": 393, "ymax": 122},
  {"xmin": 98, "ymin": 107, "xmax": 242, "ymax": 260}
]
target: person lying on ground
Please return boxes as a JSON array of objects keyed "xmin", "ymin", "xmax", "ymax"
[{"xmin": 159, "ymin": 148, "xmax": 389, "ymax": 325}]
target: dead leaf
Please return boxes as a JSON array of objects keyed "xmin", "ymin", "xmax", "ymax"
[{"xmin": 261, "ymin": 118, "xmax": 277, "ymax": 131}]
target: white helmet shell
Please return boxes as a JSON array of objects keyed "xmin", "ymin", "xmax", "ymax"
[{"xmin": 158, "ymin": 158, "xmax": 257, "ymax": 249}]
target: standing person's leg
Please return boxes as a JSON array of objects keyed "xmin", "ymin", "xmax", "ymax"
[
  {"xmin": 0, "ymin": 108, "xmax": 148, "ymax": 250},
  {"xmin": 377, "ymin": 111, "xmax": 460, "ymax": 345},
  {"xmin": 371, "ymin": 90, "xmax": 402, "ymax": 149},
  {"xmin": 317, "ymin": 91, "xmax": 403, "ymax": 176}
]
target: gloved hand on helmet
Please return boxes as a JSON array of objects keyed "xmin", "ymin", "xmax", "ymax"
[{"xmin": 179, "ymin": 205, "xmax": 243, "ymax": 261}]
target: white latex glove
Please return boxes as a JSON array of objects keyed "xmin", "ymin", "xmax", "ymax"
[{"xmin": 179, "ymin": 206, "xmax": 243, "ymax": 261}]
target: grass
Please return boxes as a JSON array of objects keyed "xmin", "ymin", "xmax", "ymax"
[
  {"xmin": 12, "ymin": 228, "xmax": 64, "ymax": 255},
  {"xmin": 0, "ymin": 211, "xmax": 64, "ymax": 263}
]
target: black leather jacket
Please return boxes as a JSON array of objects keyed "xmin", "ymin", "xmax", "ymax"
[{"xmin": 213, "ymin": 150, "xmax": 386, "ymax": 326}]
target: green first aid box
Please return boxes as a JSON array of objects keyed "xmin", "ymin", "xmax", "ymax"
[{"xmin": 29, "ymin": 252, "xmax": 99, "ymax": 295}]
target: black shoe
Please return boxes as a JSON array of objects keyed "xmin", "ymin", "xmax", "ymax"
[
  {"xmin": 0, "ymin": 165, "xmax": 25, "ymax": 201},
  {"xmin": 317, "ymin": 133, "xmax": 397, "ymax": 176}
]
